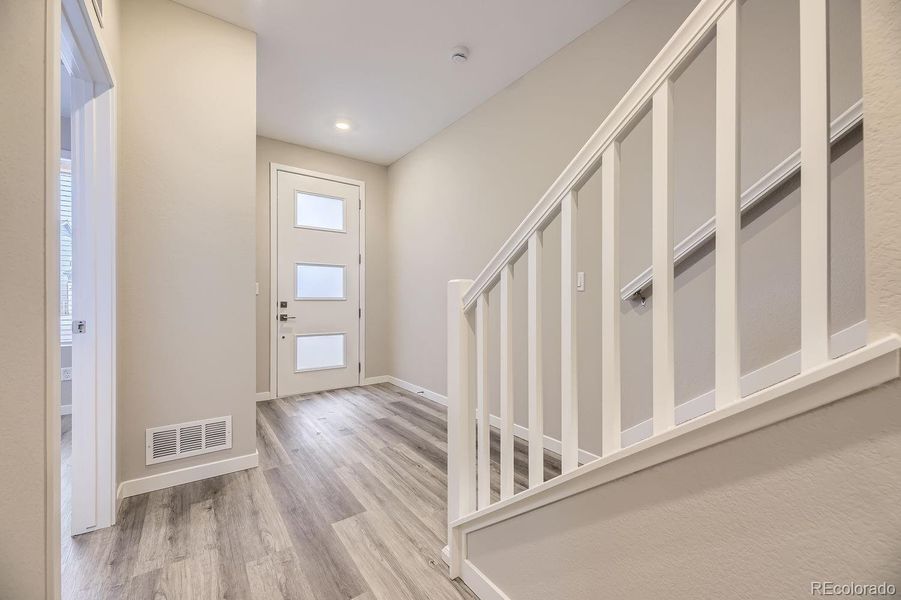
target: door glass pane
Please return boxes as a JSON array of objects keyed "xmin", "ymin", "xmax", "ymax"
[
  {"xmin": 296, "ymin": 264, "xmax": 345, "ymax": 299},
  {"xmin": 296, "ymin": 334, "xmax": 345, "ymax": 372},
  {"xmin": 295, "ymin": 192, "xmax": 345, "ymax": 231}
]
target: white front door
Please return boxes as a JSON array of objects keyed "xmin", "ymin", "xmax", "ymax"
[{"xmin": 276, "ymin": 169, "xmax": 361, "ymax": 396}]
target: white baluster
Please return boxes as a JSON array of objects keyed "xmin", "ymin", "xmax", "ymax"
[
  {"xmin": 652, "ymin": 82, "xmax": 676, "ymax": 434},
  {"xmin": 499, "ymin": 264, "xmax": 514, "ymax": 500},
  {"xmin": 561, "ymin": 190, "xmax": 579, "ymax": 473},
  {"xmin": 602, "ymin": 143, "xmax": 622, "ymax": 455},
  {"xmin": 800, "ymin": 0, "xmax": 831, "ymax": 368},
  {"xmin": 715, "ymin": 1, "xmax": 741, "ymax": 408},
  {"xmin": 527, "ymin": 232, "xmax": 544, "ymax": 487},
  {"xmin": 446, "ymin": 279, "xmax": 475, "ymax": 578},
  {"xmin": 476, "ymin": 293, "xmax": 491, "ymax": 509}
]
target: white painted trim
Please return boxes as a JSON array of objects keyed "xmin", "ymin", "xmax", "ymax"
[
  {"xmin": 268, "ymin": 164, "xmax": 366, "ymax": 398},
  {"xmin": 498, "ymin": 266, "xmax": 514, "ymax": 500},
  {"xmin": 488, "ymin": 416, "xmax": 600, "ymax": 466},
  {"xmin": 375, "ymin": 376, "xmax": 448, "ymax": 405},
  {"xmin": 601, "ymin": 144, "xmax": 622, "ymax": 456},
  {"xmin": 714, "ymin": 1, "xmax": 741, "ymax": 412},
  {"xmin": 476, "ymin": 295, "xmax": 490, "ymax": 509},
  {"xmin": 462, "ymin": 0, "xmax": 736, "ymax": 312},
  {"xmin": 460, "ymin": 560, "xmax": 512, "ymax": 600},
  {"xmin": 46, "ymin": 2, "xmax": 63, "ymax": 597},
  {"xmin": 255, "ymin": 391, "xmax": 273, "ymax": 402},
  {"xmin": 59, "ymin": 0, "xmax": 118, "ymax": 540},
  {"xmin": 117, "ymin": 451, "xmax": 259, "ymax": 499},
  {"xmin": 560, "ymin": 191, "xmax": 579, "ymax": 473},
  {"xmin": 799, "ymin": 0, "xmax": 832, "ymax": 369},
  {"xmin": 652, "ymin": 80, "xmax": 676, "ymax": 433},
  {"xmin": 527, "ymin": 232, "xmax": 544, "ymax": 486},
  {"xmin": 364, "ymin": 376, "xmax": 601, "ymax": 465},
  {"xmin": 374, "ymin": 322, "xmax": 866, "ymax": 464},
  {"xmin": 620, "ymin": 99, "xmax": 863, "ymax": 300},
  {"xmin": 446, "ymin": 279, "xmax": 475, "ymax": 579},
  {"xmin": 452, "ymin": 335, "xmax": 901, "ymax": 537},
  {"xmin": 621, "ymin": 320, "xmax": 869, "ymax": 447}
]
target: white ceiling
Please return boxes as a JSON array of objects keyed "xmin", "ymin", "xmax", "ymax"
[{"xmin": 174, "ymin": 0, "xmax": 630, "ymax": 165}]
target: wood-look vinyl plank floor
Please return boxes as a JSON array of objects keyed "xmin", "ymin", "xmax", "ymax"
[{"xmin": 61, "ymin": 383, "xmax": 561, "ymax": 599}]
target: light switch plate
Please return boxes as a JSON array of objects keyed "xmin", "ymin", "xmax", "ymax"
[{"xmin": 576, "ymin": 271, "xmax": 585, "ymax": 291}]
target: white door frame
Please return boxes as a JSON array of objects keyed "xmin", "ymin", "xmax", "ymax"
[
  {"xmin": 59, "ymin": 0, "xmax": 117, "ymax": 538},
  {"xmin": 269, "ymin": 163, "xmax": 366, "ymax": 398}
]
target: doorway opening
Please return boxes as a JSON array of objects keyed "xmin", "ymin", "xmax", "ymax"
[{"xmin": 58, "ymin": 0, "xmax": 117, "ymax": 560}]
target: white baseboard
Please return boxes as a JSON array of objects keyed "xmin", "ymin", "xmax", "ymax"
[
  {"xmin": 621, "ymin": 320, "xmax": 868, "ymax": 448},
  {"xmin": 367, "ymin": 375, "xmax": 600, "ymax": 464},
  {"xmin": 371, "ymin": 321, "xmax": 867, "ymax": 463},
  {"xmin": 117, "ymin": 450, "xmax": 259, "ymax": 499},
  {"xmin": 487, "ymin": 414, "xmax": 600, "ymax": 465},
  {"xmin": 460, "ymin": 560, "xmax": 511, "ymax": 600},
  {"xmin": 370, "ymin": 375, "xmax": 449, "ymax": 406},
  {"xmin": 256, "ymin": 391, "xmax": 273, "ymax": 402},
  {"xmin": 60, "ymin": 404, "xmax": 72, "ymax": 416}
]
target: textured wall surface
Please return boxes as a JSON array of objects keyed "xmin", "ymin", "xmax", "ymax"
[
  {"xmin": 0, "ymin": 2, "xmax": 54, "ymax": 597},
  {"xmin": 862, "ymin": 0, "xmax": 901, "ymax": 339}
]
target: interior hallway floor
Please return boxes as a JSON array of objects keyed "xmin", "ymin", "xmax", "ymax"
[{"xmin": 60, "ymin": 383, "xmax": 561, "ymax": 599}]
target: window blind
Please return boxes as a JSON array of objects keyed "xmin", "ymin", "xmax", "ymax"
[{"xmin": 60, "ymin": 160, "xmax": 73, "ymax": 345}]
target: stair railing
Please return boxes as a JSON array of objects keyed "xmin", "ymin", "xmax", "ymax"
[{"xmin": 446, "ymin": 0, "xmax": 837, "ymax": 578}]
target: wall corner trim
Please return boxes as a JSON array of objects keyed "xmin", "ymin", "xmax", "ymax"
[
  {"xmin": 460, "ymin": 560, "xmax": 513, "ymax": 600},
  {"xmin": 117, "ymin": 451, "xmax": 259, "ymax": 499}
]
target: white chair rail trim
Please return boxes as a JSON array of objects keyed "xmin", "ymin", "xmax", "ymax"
[{"xmin": 450, "ymin": 335, "xmax": 901, "ymax": 536}]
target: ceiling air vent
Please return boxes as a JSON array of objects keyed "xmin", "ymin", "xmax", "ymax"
[{"xmin": 146, "ymin": 416, "xmax": 232, "ymax": 465}]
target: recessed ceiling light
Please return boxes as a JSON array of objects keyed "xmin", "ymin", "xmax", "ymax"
[{"xmin": 335, "ymin": 120, "xmax": 352, "ymax": 131}]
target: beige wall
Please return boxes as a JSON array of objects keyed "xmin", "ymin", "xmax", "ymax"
[
  {"xmin": 255, "ymin": 137, "xmax": 390, "ymax": 393},
  {"xmin": 468, "ymin": 379, "xmax": 901, "ymax": 599},
  {"xmin": 387, "ymin": 0, "xmax": 863, "ymax": 453},
  {"xmin": 862, "ymin": 0, "xmax": 901, "ymax": 340},
  {"xmin": 388, "ymin": 0, "xmax": 702, "ymax": 421},
  {"xmin": 118, "ymin": 0, "xmax": 257, "ymax": 481},
  {"xmin": 0, "ymin": 2, "xmax": 57, "ymax": 596}
]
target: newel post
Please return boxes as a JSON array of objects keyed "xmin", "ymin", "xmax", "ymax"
[{"xmin": 446, "ymin": 279, "xmax": 474, "ymax": 579}]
